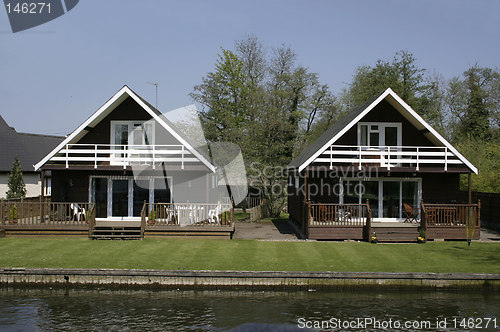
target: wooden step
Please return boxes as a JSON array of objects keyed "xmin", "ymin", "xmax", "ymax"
[
  {"xmin": 90, "ymin": 224, "xmax": 143, "ymax": 240},
  {"xmin": 372, "ymin": 227, "xmax": 420, "ymax": 242}
]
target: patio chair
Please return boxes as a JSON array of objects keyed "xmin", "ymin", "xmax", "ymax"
[
  {"xmin": 208, "ymin": 204, "xmax": 221, "ymax": 224},
  {"xmin": 166, "ymin": 206, "xmax": 177, "ymax": 225},
  {"xmin": 403, "ymin": 203, "xmax": 419, "ymax": 223},
  {"xmin": 336, "ymin": 209, "xmax": 352, "ymax": 222},
  {"xmin": 70, "ymin": 203, "xmax": 86, "ymax": 222}
]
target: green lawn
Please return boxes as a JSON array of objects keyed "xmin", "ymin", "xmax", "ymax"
[
  {"xmin": 0, "ymin": 238, "xmax": 499, "ymax": 273},
  {"xmin": 233, "ymin": 211, "xmax": 250, "ymax": 221}
]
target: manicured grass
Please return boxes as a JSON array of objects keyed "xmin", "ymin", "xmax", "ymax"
[
  {"xmin": 233, "ymin": 211, "xmax": 250, "ymax": 221},
  {"xmin": 0, "ymin": 238, "xmax": 499, "ymax": 273}
]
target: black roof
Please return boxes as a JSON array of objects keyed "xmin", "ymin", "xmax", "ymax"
[
  {"xmin": 0, "ymin": 116, "xmax": 64, "ymax": 172},
  {"xmin": 288, "ymin": 96, "xmax": 378, "ymax": 170}
]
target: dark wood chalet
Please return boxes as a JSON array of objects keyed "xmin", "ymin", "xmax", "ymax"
[
  {"xmin": 1, "ymin": 86, "xmax": 234, "ymax": 239},
  {"xmin": 288, "ymin": 88, "xmax": 480, "ymax": 242}
]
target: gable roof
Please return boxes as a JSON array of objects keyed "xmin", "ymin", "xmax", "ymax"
[
  {"xmin": 288, "ymin": 88, "xmax": 478, "ymax": 174},
  {"xmin": 34, "ymin": 86, "xmax": 216, "ymax": 172},
  {"xmin": 0, "ymin": 115, "xmax": 64, "ymax": 173}
]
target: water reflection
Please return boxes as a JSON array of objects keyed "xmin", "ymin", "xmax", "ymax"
[{"xmin": 0, "ymin": 287, "xmax": 498, "ymax": 331}]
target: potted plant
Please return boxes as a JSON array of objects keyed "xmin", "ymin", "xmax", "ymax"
[
  {"xmin": 9, "ymin": 206, "xmax": 18, "ymax": 224},
  {"xmin": 417, "ymin": 228, "xmax": 426, "ymax": 243},
  {"xmin": 371, "ymin": 231, "xmax": 378, "ymax": 244},
  {"xmin": 148, "ymin": 209, "xmax": 156, "ymax": 225}
]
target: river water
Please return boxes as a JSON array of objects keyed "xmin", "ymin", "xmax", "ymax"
[{"xmin": 0, "ymin": 287, "xmax": 498, "ymax": 331}]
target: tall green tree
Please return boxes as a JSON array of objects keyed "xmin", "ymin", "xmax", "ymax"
[
  {"xmin": 192, "ymin": 37, "xmax": 335, "ymax": 216},
  {"xmin": 446, "ymin": 66, "xmax": 500, "ymax": 141},
  {"xmin": 6, "ymin": 157, "xmax": 26, "ymax": 199},
  {"xmin": 346, "ymin": 50, "xmax": 444, "ymax": 128}
]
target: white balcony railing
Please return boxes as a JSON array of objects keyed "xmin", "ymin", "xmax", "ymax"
[
  {"xmin": 314, "ymin": 145, "xmax": 463, "ymax": 171},
  {"xmin": 49, "ymin": 144, "xmax": 199, "ymax": 169}
]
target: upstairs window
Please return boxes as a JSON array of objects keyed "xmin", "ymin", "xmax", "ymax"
[
  {"xmin": 358, "ymin": 123, "xmax": 401, "ymax": 147},
  {"xmin": 111, "ymin": 121, "xmax": 155, "ymax": 147}
]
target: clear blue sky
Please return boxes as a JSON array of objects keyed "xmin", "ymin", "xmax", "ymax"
[{"xmin": 1, "ymin": 0, "xmax": 499, "ymax": 135}]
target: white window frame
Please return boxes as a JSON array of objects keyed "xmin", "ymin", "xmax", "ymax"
[
  {"xmin": 110, "ymin": 121, "xmax": 156, "ymax": 146},
  {"xmin": 357, "ymin": 122, "xmax": 402, "ymax": 147}
]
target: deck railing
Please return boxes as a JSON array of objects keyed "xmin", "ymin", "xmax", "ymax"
[
  {"xmin": 314, "ymin": 145, "xmax": 463, "ymax": 171},
  {"xmin": 308, "ymin": 202, "xmax": 371, "ymax": 226},
  {"xmin": 87, "ymin": 203, "xmax": 97, "ymax": 237},
  {"xmin": 421, "ymin": 202, "xmax": 480, "ymax": 228},
  {"xmin": 48, "ymin": 144, "xmax": 199, "ymax": 169},
  {"xmin": 145, "ymin": 202, "xmax": 233, "ymax": 226},
  {"xmin": 1, "ymin": 201, "xmax": 91, "ymax": 226}
]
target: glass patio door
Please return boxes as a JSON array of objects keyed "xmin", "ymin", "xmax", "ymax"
[
  {"xmin": 112, "ymin": 179, "xmax": 129, "ymax": 217},
  {"xmin": 382, "ymin": 181, "xmax": 400, "ymax": 218},
  {"xmin": 341, "ymin": 178, "xmax": 421, "ymax": 220}
]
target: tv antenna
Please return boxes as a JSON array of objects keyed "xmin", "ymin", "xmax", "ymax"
[{"xmin": 147, "ymin": 82, "xmax": 159, "ymax": 108}]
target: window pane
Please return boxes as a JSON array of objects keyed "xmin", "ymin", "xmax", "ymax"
[
  {"xmin": 94, "ymin": 178, "xmax": 107, "ymax": 218},
  {"xmin": 360, "ymin": 125, "xmax": 368, "ymax": 146},
  {"xmin": 154, "ymin": 178, "xmax": 171, "ymax": 203},
  {"xmin": 385, "ymin": 126, "xmax": 398, "ymax": 146},
  {"xmin": 133, "ymin": 179, "xmax": 150, "ymax": 216},
  {"xmin": 369, "ymin": 132, "xmax": 379, "ymax": 146},
  {"xmin": 342, "ymin": 180, "xmax": 359, "ymax": 204},
  {"xmin": 402, "ymin": 181, "xmax": 418, "ymax": 210},
  {"xmin": 382, "ymin": 181, "xmax": 400, "ymax": 218},
  {"xmin": 144, "ymin": 124, "xmax": 153, "ymax": 145},
  {"xmin": 114, "ymin": 124, "xmax": 129, "ymax": 146},
  {"xmin": 112, "ymin": 180, "xmax": 128, "ymax": 217},
  {"xmin": 361, "ymin": 181, "xmax": 379, "ymax": 217}
]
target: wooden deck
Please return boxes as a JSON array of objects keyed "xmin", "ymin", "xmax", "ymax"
[
  {"xmin": 301, "ymin": 201, "xmax": 481, "ymax": 242},
  {"xmin": 1, "ymin": 200, "xmax": 235, "ymax": 239}
]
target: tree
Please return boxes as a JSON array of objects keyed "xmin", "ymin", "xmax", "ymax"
[
  {"xmin": 345, "ymin": 50, "xmax": 443, "ymax": 128},
  {"xmin": 191, "ymin": 48, "xmax": 250, "ymax": 147},
  {"xmin": 446, "ymin": 66, "xmax": 500, "ymax": 141},
  {"xmin": 192, "ymin": 37, "xmax": 335, "ymax": 216},
  {"xmin": 6, "ymin": 157, "xmax": 26, "ymax": 199}
]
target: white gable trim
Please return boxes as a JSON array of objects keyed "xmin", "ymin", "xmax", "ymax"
[
  {"xmin": 297, "ymin": 88, "xmax": 478, "ymax": 174},
  {"xmin": 297, "ymin": 89, "xmax": 390, "ymax": 173},
  {"xmin": 34, "ymin": 86, "xmax": 215, "ymax": 172}
]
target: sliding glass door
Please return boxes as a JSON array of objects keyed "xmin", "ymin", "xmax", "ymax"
[
  {"xmin": 340, "ymin": 178, "xmax": 421, "ymax": 220},
  {"xmin": 90, "ymin": 176, "xmax": 172, "ymax": 219}
]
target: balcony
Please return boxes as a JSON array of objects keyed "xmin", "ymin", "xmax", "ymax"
[
  {"xmin": 315, "ymin": 145, "xmax": 464, "ymax": 171},
  {"xmin": 48, "ymin": 144, "xmax": 200, "ymax": 169}
]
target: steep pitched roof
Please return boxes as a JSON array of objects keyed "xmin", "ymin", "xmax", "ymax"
[
  {"xmin": 34, "ymin": 86, "xmax": 216, "ymax": 172},
  {"xmin": 0, "ymin": 116, "xmax": 64, "ymax": 172},
  {"xmin": 288, "ymin": 96, "xmax": 377, "ymax": 170},
  {"xmin": 129, "ymin": 87, "xmax": 212, "ymax": 164},
  {"xmin": 288, "ymin": 88, "xmax": 478, "ymax": 174}
]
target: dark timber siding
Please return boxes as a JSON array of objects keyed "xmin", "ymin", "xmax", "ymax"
[
  {"xmin": 78, "ymin": 97, "xmax": 179, "ymax": 146},
  {"xmin": 51, "ymin": 169, "xmax": 213, "ymax": 203}
]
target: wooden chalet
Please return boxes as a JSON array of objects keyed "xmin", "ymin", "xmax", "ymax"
[
  {"xmin": 1, "ymin": 86, "xmax": 234, "ymax": 239},
  {"xmin": 288, "ymin": 88, "xmax": 480, "ymax": 242}
]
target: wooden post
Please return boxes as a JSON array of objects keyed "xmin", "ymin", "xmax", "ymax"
[
  {"xmin": 0, "ymin": 199, "xmax": 3, "ymax": 225},
  {"xmin": 478, "ymin": 199, "xmax": 481, "ymax": 228},
  {"xmin": 366, "ymin": 199, "xmax": 372, "ymax": 242},
  {"xmin": 468, "ymin": 173, "xmax": 472, "ymax": 204},
  {"xmin": 205, "ymin": 173, "xmax": 209, "ymax": 204},
  {"xmin": 230, "ymin": 197, "xmax": 234, "ymax": 226},
  {"xmin": 40, "ymin": 170, "xmax": 45, "ymax": 223},
  {"xmin": 303, "ymin": 171, "xmax": 308, "ymax": 237},
  {"xmin": 420, "ymin": 199, "xmax": 426, "ymax": 231}
]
